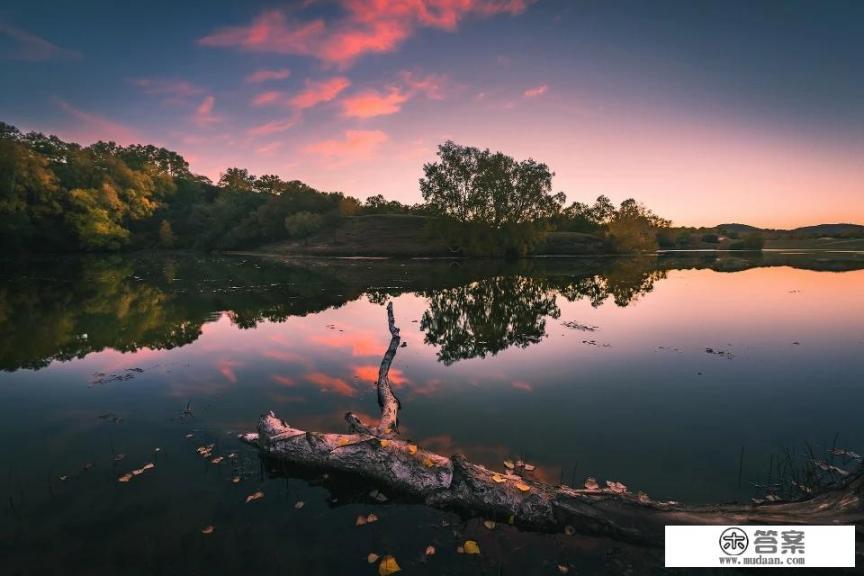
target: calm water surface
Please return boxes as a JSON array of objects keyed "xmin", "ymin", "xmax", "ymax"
[{"xmin": 1, "ymin": 252, "xmax": 863, "ymax": 574}]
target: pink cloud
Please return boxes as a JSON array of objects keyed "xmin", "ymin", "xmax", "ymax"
[
  {"xmin": 55, "ymin": 99, "xmax": 139, "ymax": 145},
  {"xmin": 271, "ymin": 374, "xmax": 296, "ymax": 386},
  {"xmin": 511, "ymin": 380, "xmax": 533, "ymax": 392},
  {"xmin": 256, "ymin": 141, "xmax": 283, "ymax": 156},
  {"xmin": 0, "ymin": 23, "xmax": 81, "ymax": 61},
  {"xmin": 290, "ymin": 76, "xmax": 351, "ymax": 109},
  {"xmin": 342, "ymin": 87, "xmax": 409, "ymax": 118},
  {"xmin": 305, "ymin": 130, "xmax": 389, "ymax": 162},
  {"xmin": 246, "ymin": 68, "xmax": 292, "ymax": 83},
  {"xmin": 130, "ymin": 78, "xmax": 202, "ymax": 98},
  {"xmin": 194, "ymin": 95, "xmax": 222, "ymax": 126},
  {"xmin": 248, "ymin": 118, "xmax": 295, "ymax": 136},
  {"xmin": 523, "ymin": 84, "xmax": 548, "ymax": 98},
  {"xmin": 352, "ymin": 364, "xmax": 407, "ymax": 387},
  {"xmin": 217, "ymin": 359, "xmax": 243, "ymax": 384},
  {"xmin": 251, "ymin": 90, "xmax": 283, "ymax": 107},
  {"xmin": 200, "ymin": 1, "xmax": 529, "ymax": 67},
  {"xmin": 400, "ymin": 70, "xmax": 447, "ymax": 99}
]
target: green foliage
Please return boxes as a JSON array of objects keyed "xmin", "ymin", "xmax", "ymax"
[
  {"xmin": 729, "ymin": 233, "xmax": 765, "ymax": 250},
  {"xmin": 284, "ymin": 211, "xmax": 324, "ymax": 239},
  {"xmin": 420, "ymin": 141, "xmax": 565, "ymax": 257}
]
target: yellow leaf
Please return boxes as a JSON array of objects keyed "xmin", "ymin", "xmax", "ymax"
[
  {"xmin": 201, "ymin": 525, "xmax": 214, "ymax": 535},
  {"xmin": 378, "ymin": 555, "xmax": 401, "ymax": 576},
  {"xmin": 379, "ymin": 439, "xmax": 390, "ymax": 448},
  {"xmin": 491, "ymin": 474, "xmax": 506, "ymax": 483},
  {"xmin": 337, "ymin": 436, "xmax": 351, "ymax": 446},
  {"xmin": 423, "ymin": 458, "xmax": 434, "ymax": 468},
  {"xmin": 245, "ymin": 491, "xmax": 264, "ymax": 503},
  {"xmin": 503, "ymin": 460, "xmax": 515, "ymax": 470},
  {"xmin": 407, "ymin": 444, "xmax": 418, "ymax": 454},
  {"xmin": 483, "ymin": 520, "xmax": 496, "ymax": 530},
  {"xmin": 514, "ymin": 482, "xmax": 531, "ymax": 492},
  {"xmin": 367, "ymin": 553, "xmax": 379, "ymax": 564},
  {"xmin": 463, "ymin": 540, "xmax": 480, "ymax": 555},
  {"xmin": 425, "ymin": 545, "xmax": 435, "ymax": 556}
]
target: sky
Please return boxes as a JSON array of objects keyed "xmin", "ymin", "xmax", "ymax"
[{"xmin": 1, "ymin": 0, "xmax": 862, "ymax": 228}]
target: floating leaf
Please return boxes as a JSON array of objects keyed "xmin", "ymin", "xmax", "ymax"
[
  {"xmin": 232, "ymin": 476, "xmax": 241, "ymax": 484},
  {"xmin": 491, "ymin": 474, "xmax": 506, "ymax": 483},
  {"xmin": 294, "ymin": 501, "xmax": 304, "ymax": 509},
  {"xmin": 356, "ymin": 515, "xmax": 367, "ymax": 526},
  {"xmin": 514, "ymin": 482, "xmax": 531, "ymax": 492},
  {"xmin": 211, "ymin": 456, "xmax": 224, "ymax": 464},
  {"xmin": 185, "ymin": 433, "xmax": 194, "ymax": 438},
  {"xmin": 367, "ymin": 553, "xmax": 379, "ymax": 564},
  {"xmin": 463, "ymin": 540, "xmax": 480, "ymax": 555},
  {"xmin": 425, "ymin": 545, "xmax": 436, "ymax": 556},
  {"xmin": 245, "ymin": 491, "xmax": 264, "ymax": 503},
  {"xmin": 407, "ymin": 444, "xmax": 418, "ymax": 454},
  {"xmin": 201, "ymin": 525, "xmax": 214, "ymax": 535},
  {"xmin": 558, "ymin": 564, "xmax": 570, "ymax": 574},
  {"xmin": 503, "ymin": 460, "xmax": 515, "ymax": 470},
  {"xmin": 606, "ymin": 480, "xmax": 628, "ymax": 494},
  {"xmin": 584, "ymin": 477, "xmax": 600, "ymax": 490},
  {"xmin": 118, "ymin": 473, "xmax": 133, "ymax": 483},
  {"xmin": 378, "ymin": 555, "xmax": 401, "ymax": 576},
  {"xmin": 483, "ymin": 520, "xmax": 496, "ymax": 530},
  {"xmin": 456, "ymin": 546, "xmax": 464, "ymax": 554},
  {"xmin": 523, "ymin": 464, "xmax": 536, "ymax": 472},
  {"xmin": 59, "ymin": 475, "xmax": 68, "ymax": 481},
  {"xmin": 366, "ymin": 513, "xmax": 378, "ymax": 523},
  {"xmin": 564, "ymin": 525, "xmax": 575, "ymax": 536}
]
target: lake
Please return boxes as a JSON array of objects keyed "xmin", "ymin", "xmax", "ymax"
[{"xmin": 2, "ymin": 251, "xmax": 863, "ymax": 574}]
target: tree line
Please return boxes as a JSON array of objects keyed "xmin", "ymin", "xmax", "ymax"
[{"xmin": 0, "ymin": 122, "xmax": 673, "ymax": 255}]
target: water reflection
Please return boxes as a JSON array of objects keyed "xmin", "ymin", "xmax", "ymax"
[{"xmin": 1, "ymin": 251, "xmax": 863, "ymax": 371}]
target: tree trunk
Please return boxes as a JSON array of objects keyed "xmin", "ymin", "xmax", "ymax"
[{"xmin": 241, "ymin": 303, "xmax": 863, "ymax": 546}]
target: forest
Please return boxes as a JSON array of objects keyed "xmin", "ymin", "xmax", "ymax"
[{"xmin": 0, "ymin": 122, "xmax": 671, "ymax": 255}]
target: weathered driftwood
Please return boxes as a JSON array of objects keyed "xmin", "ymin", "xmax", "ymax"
[{"xmin": 241, "ymin": 303, "xmax": 863, "ymax": 546}]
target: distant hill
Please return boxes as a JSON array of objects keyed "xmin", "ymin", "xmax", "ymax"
[{"xmin": 716, "ymin": 223, "xmax": 864, "ymax": 237}]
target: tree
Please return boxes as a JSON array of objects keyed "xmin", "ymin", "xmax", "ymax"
[
  {"xmin": 158, "ymin": 219, "xmax": 174, "ymax": 248},
  {"xmin": 607, "ymin": 199, "xmax": 671, "ymax": 252},
  {"xmin": 420, "ymin": 141, "xmax": 564, "ymax": 226}
]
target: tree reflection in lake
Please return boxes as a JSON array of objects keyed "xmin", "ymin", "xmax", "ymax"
[{"xmin": 1, "ymin": 250, "xmax": 862, "ymax": 371}]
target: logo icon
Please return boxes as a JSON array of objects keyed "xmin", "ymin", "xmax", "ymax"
[{"xmin": 719, "ymin": 527, "xmax": 749, "ymax": 556}]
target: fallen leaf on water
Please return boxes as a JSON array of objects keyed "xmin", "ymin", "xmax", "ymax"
[
  {"xmin": 558, "ymin": 564, "xmax": 570, "ymax": 573},
  {"xmin": 185, "ymin": 433, "xmax": 194, "ymax": 438},
  {"xmin": 153, "ymin": 448, "xmax": 161, "ymax": 453},
  {"xmin": 491, "ymin": 474, "xmax": 506, "ymax": 483},
  {"xmin": 378, "ymin": 555, "xmax": 401, "ymax": 575},
  {"xmin": 232, "ymin": 476, "xmax": 240, "ymax": 484},
  {"xmin": 245, "ymin": 491, "xmax": 264, "ymax": 503},
  {"xmin": 523, "ymin": 464, "xmax": 536, "ymax": 472},
  {"xmin": 141, "ymin": 463, "xmax": 155, "ymax": 471},
  {"xmin": 407, "ymin": 444, "xmax": 418, "ymax": 454},
  {"xmin": 503, "ymin": 460, "xmax": 515, "ymax": 470},
  {"xmin": 606, "ymin": 480, "xmax": 628, "ymax": 494},
  {"xmin": 294, "ymin": 501, "xmax": 304, "ymax": 509},
  {"xmin": 483, "ymin": 520, "xmax": 496, "ymax": 530},
  {"xmin": 201, "ymin": 525, "xmax": 214, "ymax": 535},
  {"xmin": 425, "ymin": 545, "xmax": 435, "ymax": 556},
  {"xmin": 367, "ymin": 553, "xmax": 379, "ymax": 564},
  {"xmin": 456, "ymin": 546, "xmax": 464, "ymax": 554},
  {"xmin": 211, "ymin": 456, "xmax": 224, "ymax": 464},
  {"xmin": 366, "ymin": 513, "xmax": 378, "ymax": 523},
  {"xmin": 514, "ymin": 482, "xmax": 531, "ymax": 492},
  {"xmin": 564, "ymin": 525, "xmax": 575, "ymax": 536},
  {"xmin": 463, "ymin": 540, "xmax": 481, "ymax": 555},
  {"xmin": 59, "ymin": 475, "xmax": 68, "ymax": 481},
  {"xmin": 118, "ymin": 473, "xmax": 133, "ymax": 483},
  {"xmin": 584, "ymin": 477, "xmax": 600, "ymax": 490},
  {"xmin": 356, "ymin": 515, "xmax": 367, "ymax": 526}
]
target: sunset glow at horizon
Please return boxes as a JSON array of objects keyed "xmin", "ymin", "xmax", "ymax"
[{"xmin": 1, "ymin": 0, "xmax": 862, "ymax": 228}]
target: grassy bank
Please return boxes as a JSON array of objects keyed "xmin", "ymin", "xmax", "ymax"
[{"xmin": 256, "ymin": 214, "xmax": 609, "ymax": 257}]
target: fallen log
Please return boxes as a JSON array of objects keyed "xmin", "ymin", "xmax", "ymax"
[{"xmin": 241, "ymin": 303, "xmax": 863, "ymax": 546}]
